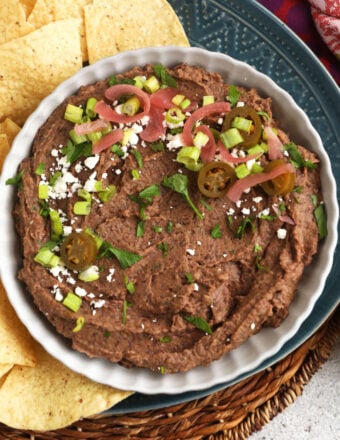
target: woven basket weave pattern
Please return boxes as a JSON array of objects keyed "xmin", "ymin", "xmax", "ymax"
[{"xmin": 1, "ymin": 307, "xmax": 338, "ymax": 440}]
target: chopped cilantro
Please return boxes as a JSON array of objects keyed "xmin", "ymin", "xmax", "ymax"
[
  {"xmin": 62, "ymin": 139, "xmax": 92, "ymax": 164},
  {"xmin": 166, "ymin": 220, "xmax": 174, "ymax": 233},
  {"xmin": 185, "ymin": 273, "xmax": 194, "ymax": 284},
  {"xmin": 131, "ymin": 149, "xmax": 143, "ymax": 168},
  {"xmin": 284, "ymin": 142, "xmax": 317, "ymax": 169},
  {"xmin": 136, "ymin": 220, "xmax": 145, "ymax": 238},
  {"xmin": 5, "ymin": 170, "xmax": 24, "ymax": 189},
  {"xmin": 98, "ymin": 241, "xmax": 143, "ymax": 269},
  {"xmin": 149, "ymin": 141, "xmax": 165, "ymax": 152},
  {"xmin": 109, "ymin": 75, "xmax": 135, "ymax": 86},
  {"xmin": 111, "ymin": 144, "xmax": 125, "ymax": 157},
  {"xmin": 159, "ymin": 336, "xmax": 172, "ymax": 343},
  {"xmin": 157, "ymin": 242, "xmax": 168, "ymax": 256},
  {"xmin": 210, "ymin": 224, "xmax": 222, "ymax": 239},
  {"xmin": 236, "ymin": 217, "xmax": 256, "ymax": 239},
  {"xmin": 227, "ymin": 85, "xmax": 240, "ymax": 107},
  {"xmin": 34, "ymin": 163, "xmax": 45, "ymax": 175},
  {"xmin": 184, "ymin": 315, "xmax": 213, "ymax": 335},
  {"xmin": 153, "ymin": 64, "xmax": 177, "ymax": 88},
  {"xmin": 314, "ymin": 204, "xmax": 327, "ymax": 239}
]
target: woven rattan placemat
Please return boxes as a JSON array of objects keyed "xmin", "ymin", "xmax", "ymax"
[{"xmin": 1, "ymin": 307, "xmax": 339, "ymax": 440}]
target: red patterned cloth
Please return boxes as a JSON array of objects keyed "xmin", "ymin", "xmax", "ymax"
[{"xmin": 257, "ymin": 0, "xmax": 340, "ymax": 85}]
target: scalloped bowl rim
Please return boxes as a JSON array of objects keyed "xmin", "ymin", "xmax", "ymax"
[{"xmin": 0, "ymin": 46, "xmax": 338, "ymax": 395}]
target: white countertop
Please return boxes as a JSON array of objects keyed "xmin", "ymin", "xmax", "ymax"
[{"xmin": 250, "ymin": 337, "xmax": 340, "ymax": 439}]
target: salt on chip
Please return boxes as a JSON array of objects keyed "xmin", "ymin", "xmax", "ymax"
[
  {"xmin": 0, "ymin": 19, "xmax": 82, "ymax": 125},
  {"xmin": 0, "ymin": 342, "xmax": 132, "ymax": 430},
  {"xmin": 84, "ymin": 0, "xmax": 190, "ymax": 64},
  {"xmin": 0, "ymin": 281, "xmax": 36, "ymax": 367},
  {"xmin": 0, "ymin": 1, "xmax": 35, "ymax": 45}
]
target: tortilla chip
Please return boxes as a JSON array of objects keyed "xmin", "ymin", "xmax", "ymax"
[
  {"xmin": 27, "ymin": 0, "xmax": 54, "ymax": 28},
  {"xmin": 27, "ymin": 0, "xmax": 90, "ymax": 61},
  {"xmin": 84, "ymin": 0, "xmax": 190, "ymax": 64},
  {"xmin": 0, "ymin": 364, "xmax": 13, "ymax": 380},
  {"xmin": 0, "ymin": 19, "xmax": 82, "ymax": 125},
  {"xmin": 0, "ymin": 134, "xmax": 10, "ymax": 173},
  {"xmin": 0, "ymin": 342, "xmax": 132, "ymax": 430},
  {"xmin": 20, "ymin": 0, "xmax": 37, "ymax": 17},
  {"xmin": 0, "ymin": 1, "xmax": 36, "ymax": 45},
  {"xmin": 52, "ymin": 0, "xmax": 92, "ymax": 61},
  {"xmin": 0, "ymin": 281, "xmax": 37, "ymax": 367},
  {"xmin": 0, "ymin": 118, "xmax": 21, "ymax": 144}
]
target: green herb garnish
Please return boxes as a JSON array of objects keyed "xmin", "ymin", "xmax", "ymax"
[
  {"xmin": 162, "ymin": 173, "xmax": 203, "ymax": 220},
  {"xmin": 62, "ymin": 139, "xmax": 92, "ymax": 164},
  {"xmin": 98, "ymin": 241, "xmax": 143, "ymax": 269},
  {"xmin": 136, "ymin": 220, "xmax": 145, "ymax": 238},
  {"xmin": 227, "ymin": 85, "xmax": 241, "ymax": 107},
  {"xmin": 34, "ymin": 163, "xmax": 45, "ymax": 175},
  {"xmin": 131, "ymin": 149, "xmax": 143, "ymax": 168},
  {"xmin": 236, "ymin": 217, "xmax": 256, "ymax": 239},
  {"xmin": 159, "ymin": 336, "xmax": 172, "ymax": 343},
  {"xmin": 184, "ymin": 315, "xmax": 213, "ymax": 335},
  {"xmin": 157, "ymin": 242, "xmax": 168, "ymax": 256},
  {"xmin": 124, "ymin": 276, "xmax": 135, "ymax": 294},
  {"xmin": 210, "ymin": 224, "xmax": 222, "ymax": 239},
  {"xmin": 5, "ymin": 170, "xmax": 24, "ymax": 189},
  {"xmin": 153, "ymin": 64, "xmax": 177, "ymax": 88},
  {"xmin": 284, "ymin": 142, "xmax": 317, "ymax": 169},
  {"xmin": 109, "ymin": 75, "xmax": 135, "ymax": 86},
  {"xmin": 314, "ymin": 204, "xmax": 327, "ymax": 239},
  {"xmin": 111, "ymin": 144, "xmax": 125, "ymax": 157},
  {"xmin": 185, "ymin": 273, "xmax": 194, "ymax": 284}
]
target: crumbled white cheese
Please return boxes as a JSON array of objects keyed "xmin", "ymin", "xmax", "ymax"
[
  {"xmin": 75, "ymin": 286, "xmax": 87, "ymax": 297},
  {"xmin": 277, "ymin": 228, "xmax": 287, "ymax": 240},
  {"xmin": 186, "ymin": 248, "xmax": 195, "ymax": 256},
  {"xmin": 84, "ymin": 155, "xmax": 100, "ymax": 170}
]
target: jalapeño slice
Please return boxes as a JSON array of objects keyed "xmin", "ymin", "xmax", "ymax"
[
  {"xmin": 261, "ymin": 159, "xmax": 296, "ymax": 196},
  {"xmin": 222, "ymin": 105, "xmax": 262, "ymax": 149},
  {"xmin": 60, "ymin": 231, "xmax": 98, "ymax": 271},
  {"xmin": 197, "ymin": 161, "xmax": 236, "ymax": 198}
]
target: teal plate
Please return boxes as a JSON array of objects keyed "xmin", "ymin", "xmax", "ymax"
[{"xmin": 107, "ymin": 0, "xmax": 340, "ymax": 413}]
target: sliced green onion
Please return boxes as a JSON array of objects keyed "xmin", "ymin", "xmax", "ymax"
[
  {"xmin": 131, "ymin": 149, "xmax": 143, "ymax": 168},
  {"xmin": 220, "ymin": 128, "xmax": 243, "ymax": 149},
  {"xmin": 203, "ymin": 95, "xmax": 215, "ymax": 106},
  {"xmin": 235, "ymin": 163, "xmax": 250, "ymax": 179},
  {"xmin": 133, "ymin": 75, "xmax": 145, "ymax": 89},
  {"xmin": 62, "ymin": 292, "xmax": 82, "ymax": 312},
  {"xmin": 143, "ymin": 75, "xmax": 160, "ymax": 93},
  {"xmin": 85, "ymin": 97, "xmax": 98, "ymax": 119},
  {"xmin": 165, "ymin": 107, "xmax": 185, "ymax": 124},
  {"xmin": 121, "ymin": 95, "xmax": 141, "ymax": 116},
  {"xmin": 86, "ymin": 131, "xmax": 103, "ymax": 142},
  {"xmin": 172, "ymin": 94, "xmax": 186, "ymax": 106},
  {"xmin": 49, "ymin": 209, "xmax": 63, "ymax": 240},
  {"xmin": 251, "ymin": 163, "xmax": 264, "ymax": 174},
  {"xmin": 38, "ymin": 183, "xmax": 49, "ymax": 200},
  {"xmin": 247, "ymin": 144, "xmax": 266, "ymax": 157},
  {"xmin": 124, "ymin": 275, "xmax": 135, "ymax": 294},
  {"xmin": 193, "ymin": 131, "xmax": 209, "ymax": 148},
  {"xmin": 111, "ymin": 144, "xmax": 125, "ymax": 157},
  {"xmin": 72, "ymin": 316, "xmax": 85, "ymax": 333},
  {"xmin": 232, "ymin": 116, "xmax": 253, "ymax": 133},
  {"xmin": 78, "ymin": 265, "xmax": 100, "ymax": 282},
  {"xmin": 73, "ymin": 201, "xmax": 91, "ymax": 215},
  {"xmin": 176, "ymin": 146, "xmax": 202, "ymax": 171},
  {"xmin": 84, "ymin": 227, "xmax": 104, "ymax": 249},
  {"xmin": 69, "ymin": 129, "xmax": 87, "ymax": 145},
  {"xmin": 180, "ymin": 98, "xmax": 191, "ymax": 109},
  {"xmin": 121, "ymin": 128, "xmax": 133, "ymax": 146},
  {"xmin": 78, "ymin": 188, "xmax": 92, "ymax": 202},
  {"xmin": 64, "ymin": 104, "xmax": 83, "ymax": 124},
  {"xmin": 98, "ymin": 184, "xmax": 116, "ymax": 202},
  {"xmin": 34, "ymin": 247, "xmax": 60, "ymax": 268}
]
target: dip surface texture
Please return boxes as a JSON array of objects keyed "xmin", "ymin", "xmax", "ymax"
[{"xmin": 14, "ymin": 65, "xmax": 322, "ymax": 373}]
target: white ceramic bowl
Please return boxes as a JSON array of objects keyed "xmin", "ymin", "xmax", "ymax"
[{"xmin": 0, "ymin": 46, "xmax": 338, "ymax": 394}]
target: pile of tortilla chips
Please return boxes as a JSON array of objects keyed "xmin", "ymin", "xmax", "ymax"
[{"xmin": 0, "ymin": 0, "xmax": 189, "ymax": 431}]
